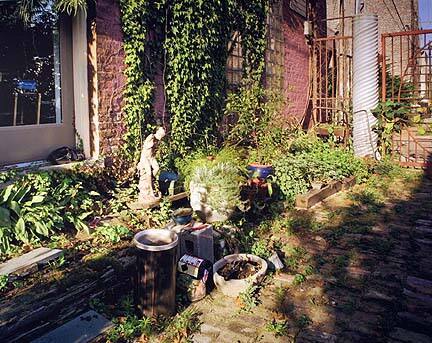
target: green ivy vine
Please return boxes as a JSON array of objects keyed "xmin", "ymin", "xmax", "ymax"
[
  {"xmin": 165, "ymin": 0, "xmax": 231, "ymax": 155},
  {"xmin": 119, "ymin": 0, "xmax": 154, "ymax": 162},
  {"xmin": 119, "ymin": 0, "xmax": 271, "ymax": 161}
]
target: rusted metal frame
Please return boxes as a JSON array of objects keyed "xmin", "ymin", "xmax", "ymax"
[
  {"xmin": 318, "ymin": 15, "xmax": 355, "ymax": 22},
  {"xmin": 382, "ymin": 34, "xmax": 387, "ymax": 101},
  {"xmin": 382, "ymin": 29, "xmax": 432, "ymax": 38},
  {"xmin": 311, "ymin": 41, "xmax": 318, "ymax": 126},
  {"xmin": 315, "ymin": 35, "xmax": 352, "ymax": 42},
  {"xmin": 325, "ymin": 39, "xmax": 329, "ymax": 123}
]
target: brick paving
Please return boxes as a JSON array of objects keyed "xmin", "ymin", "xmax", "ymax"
[{"xmin": 192, "ymin": 176, "xmax": 432, "ymax": 342}]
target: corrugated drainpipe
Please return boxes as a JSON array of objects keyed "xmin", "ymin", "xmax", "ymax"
[{"xmin": 352, "ymin": 14, "xmax": 380, "ymax": 158}]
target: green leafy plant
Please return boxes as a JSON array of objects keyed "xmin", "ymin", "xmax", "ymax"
[
  {"xmin": 48, "ymin": 254, "xmax": 66, "ymax": 270},
  {"xmin": 93, "ymin": 225, "xmax": 132, "ymax": 244},
  {"xmin": 190, "ymin": 162, "xmax": 245, "ymax": 214},
  {"xmin": 273, "ymin": 136, "xmax": 368, "ymax": 202},
  {"xmin": 0, "ymin": 275, "xmax": 8, "ymax": 291},
  {"xmin": 0, "ymin": 171, "xmax": 103, "ymax": 254},
  {"xmin": 225, "ymin": 79, "xmax": 287, "ymax": 164},
  {"xmin": 372, "ymin": 100, "xmax": 409, "ymax": 155},
  {"xmin": 237, "ymin": 284, "xmax": 261, "ymax": 312},
  {"xmin": 250, "ymin": 239, "xmax": 272, "ymax": 259},
  {"xmin": 107, "ymin": 316, "xmax": 153, "ymax": 343},
  {"xmin": 266, "ymin": 319, "xmax": 289, "ymax": 337},
  {"xmin": 160, "ymin": 308, "xmax": 202, "ymax": 343},
  {"xmin": 119, "ymin": 0, "xmax": 159, "ymax": 166}
]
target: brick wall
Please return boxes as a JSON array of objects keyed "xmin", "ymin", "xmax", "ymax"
[
  {"xmin": 92, "ymin": 0, "xmax": 126, "ymax": 157},
  {"xmin": 281, "ymin": 0, "xmax": 326, "ymax": 126},
  {"xmin": 281, "ymin": 2, "xmax": 310, "ymax": 123}
]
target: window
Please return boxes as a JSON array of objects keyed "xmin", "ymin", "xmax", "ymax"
[{"xmin": 0, "ymin": 1, "xmax": 61, "ymax": 127}]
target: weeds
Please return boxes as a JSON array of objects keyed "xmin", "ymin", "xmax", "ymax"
[
  {"xmin": 292, "ymin": 274, "xmax": 306, "ymax": 286},
  {"xmin": 92, "ymin": 224, "xmax": 132, "ymax": 244},
  {"xmin": 160, "ymin": 307, "xmax": 202, "ymax": 343},
  {"xmin": 237, "ymin": 285, "xmax": 261, "ymax": 312},
  {"xmin": 48, "ymin": 253, "xmax": 66, "ymax": 270},
  {"xmin": 266, "ymin": 319, "xmax": 289, "ymax": 337},
  {"xmin": 0, "ymin": 274, "xmax": 8, "ymax": 291}
]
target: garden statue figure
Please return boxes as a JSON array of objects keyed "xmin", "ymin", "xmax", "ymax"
[{"xmin": 137, "ymin": 127, "xmax": 166, "ymax": 207}]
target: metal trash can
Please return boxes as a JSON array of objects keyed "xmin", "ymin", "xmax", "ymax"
[{"xmin": 133, "ymin": 229, "xmax": 178, "ymax": 317}]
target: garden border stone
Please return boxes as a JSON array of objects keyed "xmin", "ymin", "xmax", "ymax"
[{"xmin": 0, "ymin": 247, "xmax": 63, "ymax": 277}]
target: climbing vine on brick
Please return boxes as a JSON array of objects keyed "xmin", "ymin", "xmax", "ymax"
[
  {"xmin": 119, "ymin": 0, "xmax": 270, "ymax": 161},
  {"xmin": 165, "ymin": 0, "xmax": 269, "ymax": 155},
  {"xmin": 119, "ymin": 0, "xmax": 154, "ymax": 162}
]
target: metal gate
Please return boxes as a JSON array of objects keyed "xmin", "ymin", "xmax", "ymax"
[
  {"xmin": 311, "ymin": 34, "xmax": 352, "ymax": 127},
  {"xmin": 382, "ymin": 29, "xmax": 432, "ymax": 168}
]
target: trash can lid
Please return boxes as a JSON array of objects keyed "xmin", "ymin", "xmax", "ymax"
[{"xmin": 133, "ymin": 229, "xmax": 178, "ymax": 252}]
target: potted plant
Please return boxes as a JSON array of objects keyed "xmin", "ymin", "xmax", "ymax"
[
  {"xmin": 213, "ymin": 253, "xmax": 268, "ymax": 297},
  {"xmin": 189, "ymin": 162, "xmax": 244, "ymax": 223}
]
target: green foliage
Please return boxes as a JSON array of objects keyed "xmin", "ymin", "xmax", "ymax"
[
  {"xmin": 107, "ymin": 316, "xmax": 153, "ymax": 343},
  {"xmin": 54, "ymin": 0, "xmax": 86, "ymax": 16},
  {"xmin": 0, "ymin": 275, "xmax": 8, "ymax": 291},
  {"xmin": 175, "ymin": 146, "xmax": 244, "ymax": 190},
  {"xmin": 225, "ymin": 78, "xmax": 286, "ymax": 164},
  {"xmin": 266, "ymin": 319, "xmax": 289, "ymax": 337},
  {"xmin": 165, "ymin": 0, "xmax": 269, "ymax": 155},
  {"xmin": 251, "ymin": 239, "xmax": 272, "ymax": 258},
  {"xmin": 48, "ymin": 253, "xmax": 66, "ymax": 270},
  {"xmin": 237, "ymin": 284, "xmax": 261, "ymax": 312},
  {"xmin": 145, "ymin": 197, "xmax": 173, "ymax": 227},
  {"xmin": 190, "ymin": 162, "xmax": 245, "ymax": 212},
  {"xmin": 119, "ymin": 0, "xmax": 159, "ymax": 164},
  {"xmin": 0, "ymin": 171, "xmax": 103, "ymax": 255},
  {"xmin": 372, "ymin": 100, "xmax": 409, "ymax": 155},
  {"xmin": 160, "ymin": 308, "xmax": 202, "ymax": 343},
  {"xmin": 93, "ymin": 224, "xmax": 132, "ymax": 244},
  {"xmin": 379, "ymin": 64, "xmax": 414, "ymax": 101},
  {"xmin": 166, "ymin": 0, "xmax": 230, "ymax": 154},
  {"xmin": 273, "ymin": 137, "xmax": 368, "ymax": 202}
]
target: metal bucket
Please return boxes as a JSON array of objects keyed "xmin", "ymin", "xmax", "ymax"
[{"xmin": 133, "ymin": 229, "xmax": 178, "ymax": 317}]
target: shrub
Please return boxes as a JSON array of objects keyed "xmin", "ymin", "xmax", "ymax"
[{"xmin": 273, "ymin": 139, "xmax": 368, "ymax": 202}]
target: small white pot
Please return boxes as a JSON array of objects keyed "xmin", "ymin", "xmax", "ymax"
[{"xmin": 213, "ymin": 254, "xmax": 268, "ymax": 297}]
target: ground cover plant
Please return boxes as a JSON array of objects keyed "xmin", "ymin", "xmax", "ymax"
[{"xmin": 0, "ymin": 170, "xmax": 106, "ymax": 255}]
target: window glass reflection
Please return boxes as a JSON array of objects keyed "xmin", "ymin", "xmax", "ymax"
[{"xmin": 0, "ymin": 1, "xmax": 61, "ymax": 127}]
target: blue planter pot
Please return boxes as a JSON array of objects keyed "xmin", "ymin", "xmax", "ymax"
[
  {"xmin": 158, "ymin": 171, "xmax": 179, "ymax": 195},
  {"xmin": 247, "ymin": 164, "xmax": 273, "ymax": 179},
  {"xmin": 172, "ymin": 208, "xmax": 193, "ymax": 225}
]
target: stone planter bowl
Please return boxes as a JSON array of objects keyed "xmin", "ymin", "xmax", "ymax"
[{"xmin": 213, "ymin": 254, "xmax": 268, "ymax": 297}]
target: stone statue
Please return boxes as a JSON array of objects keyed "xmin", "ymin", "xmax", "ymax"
[{"xmin": 137, "ymin": 127, "xmax": 166, "ymax": 207}]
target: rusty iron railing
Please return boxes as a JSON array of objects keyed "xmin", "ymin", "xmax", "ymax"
[{"xmin": 382, "ymin": 29, "xmax": 432, "ymax": 168}]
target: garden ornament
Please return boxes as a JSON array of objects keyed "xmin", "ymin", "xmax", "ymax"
[{"xmin": 137, "ymin": 127, "xmax": 166, "ymax": 207}]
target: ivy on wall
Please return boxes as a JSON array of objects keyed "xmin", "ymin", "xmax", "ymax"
[
  {"xmin": 119, "ymin": 0, "xmax": 154, "ymax": 162},
  {"xmin": 119, "ymin": 0, "xmax": 271, "ymax": 161},
  {"xmin": 165, "ymin": 0, "xmax": 234, "ymax": 155}
]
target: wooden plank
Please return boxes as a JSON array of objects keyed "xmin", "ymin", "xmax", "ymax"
[
  {"xmin": 295, "ymin": 180, "xmax": 342, "ymax": 209},
  {"xmin": 0, "ymin": 247, "xmax": 63, "ymax": 276}
]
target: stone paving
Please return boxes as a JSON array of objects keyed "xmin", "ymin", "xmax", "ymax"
[{"xmin": 192, "ymin": 175, "xmax": 432, "ymax": 343}]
